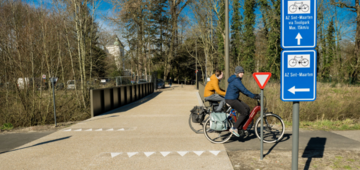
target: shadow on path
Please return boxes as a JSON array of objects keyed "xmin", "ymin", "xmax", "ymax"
[
  {"xmin": 0, "ymin": 136, "xmax": 71, "ymax": 155},
  {"xmin": 302, "ymin": 137, "xmax": 326, "ymax": 170},
  {"xmin": 263, "ymin": 134, "xmax": 292, "ymax": 158}
]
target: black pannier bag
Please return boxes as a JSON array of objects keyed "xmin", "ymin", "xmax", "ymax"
[{"xmin": 190, "ymin": 106, "xmax": 205, "ymax": 123}]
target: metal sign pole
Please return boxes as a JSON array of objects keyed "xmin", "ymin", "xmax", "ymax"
[
  {"xmin": 224, "ymin": 0, "xmax": 229, "ymax": 88},
  {"xmin": 51, "ymin": 78, "xmax": 57, "ymax": 127},
  {"xmin": 292, "ymin": 101, "xmax": 300, "ymax": 170},
  {"xmin": 260, "ymin": 89, "xmax": 264, "ymax": 160}
]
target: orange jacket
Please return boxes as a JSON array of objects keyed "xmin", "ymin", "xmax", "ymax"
[{"xmin": 204, "ymin": 74, "xmax": 226, "ymax": 97}]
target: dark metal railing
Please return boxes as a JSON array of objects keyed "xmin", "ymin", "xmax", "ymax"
[{"xmin": 90, "ymin": 83, "xmax": 154, "ymax": 117}]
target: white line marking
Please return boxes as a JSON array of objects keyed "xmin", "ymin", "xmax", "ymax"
[
  {"xmin": 127, "ymin": 152, "xmax": 138, "ymax": 158},
  {"xmin": 209, "ymin": 150, "xmax": 221, "ymax": 156},
  {"xmin": 106, "ymin": 128, "xmax": 114, "ymax": 131},
  {"xmin": 64, "ymin": 129, "xmax": 71, "ymax": 132},
  {"xmin": 193, "ymin": 151, "xmax": 204, "ymax": 156},
  {"xmin": 95, "ymin": 128, "xmax": 102, "ymax": 131},
  {"xmin": 74, "ymin": 129, "xmax": 82, "ymax": 131},
  {"xmin": 160, "ymin": 152, "xmax": 171, "ymax": 157},
  {"xmin": 177, "ymin": 151, "xmax": 188, "ymax": 157},
  {"xmin": 144, "ymin": 152, "xmax": 155, "ymax": 157},
  {"xmin": 85, "ymin": 129, "xmax": 92, "ymax": 131},
  {"xmin": 111, "ymin": 152, "xmax": 122, "ymax": 158},
  {"xmin": 117, "ymin": 128, "xmax": 125, "ymax": 131}
]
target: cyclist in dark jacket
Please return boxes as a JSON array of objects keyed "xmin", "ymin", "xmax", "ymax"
[
  {"xmin": 168, "ymin": 77, "xmax": 173, "ymax": 87},
  {"xmin": 225, "ymin": 66, "xmax": 260, "ymax": 137}
]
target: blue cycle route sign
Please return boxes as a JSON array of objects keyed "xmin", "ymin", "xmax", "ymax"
[
  {"xmin": 281, "ymin": 0, "xmax": 317, "ymax": 49},
  {"xmin": 281, "ymin": 50, "xmax": 317, "ymax": 101}
]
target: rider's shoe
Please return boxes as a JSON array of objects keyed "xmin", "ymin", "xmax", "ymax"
[{"xmin": 230, "ymin": 128, "xmax": 240, "ymax": 137}]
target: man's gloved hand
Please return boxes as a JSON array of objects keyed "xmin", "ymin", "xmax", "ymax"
[{"xmin": 254, "ymin": 94, "xmax": 261, "ymax": 100}]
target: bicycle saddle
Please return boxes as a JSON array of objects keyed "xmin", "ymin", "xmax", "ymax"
[{"xmin": 204, "ymin": 99, "xmax": 219, "ymax": 106}]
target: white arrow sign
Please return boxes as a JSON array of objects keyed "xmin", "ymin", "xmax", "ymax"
[
  {"xmin": 296, "ymin": 33, "xmax": 302, "ymax": 45},
  {"xmin": 288, "ymin": 86, "xmax": 310, "ymax": 94}
]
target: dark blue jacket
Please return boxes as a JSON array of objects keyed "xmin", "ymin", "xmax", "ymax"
[{"xmin": 225, "ymin": 75, "xmax": 255, "ymax": 100}]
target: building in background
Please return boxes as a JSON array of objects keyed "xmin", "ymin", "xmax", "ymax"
[{"xmin": 105, "ymin": 36, "xmax": 125, "ymax": 71}]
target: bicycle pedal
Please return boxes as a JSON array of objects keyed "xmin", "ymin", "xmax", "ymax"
[
  {"xmin": 238, "ymin": 130, "xmax": 245, "ymax": 136},
  {"xmin": 207, "ymin": 129, "xmax": 215, "ymax": 133}
]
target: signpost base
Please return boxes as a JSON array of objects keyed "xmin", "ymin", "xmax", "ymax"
[{"xmin": 292, "ymin": 102, "xmax": 299, "ymax": 170}]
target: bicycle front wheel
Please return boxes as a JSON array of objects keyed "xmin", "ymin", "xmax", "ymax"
[
  {"xmin": 203, "ymin": 118, "xmax": 233, "ymax": 144},
  {"xmin": 254, "ymin": 113, "xmax": 285, "ymax": 143},
  {"xmin": 289, "ymin": 5, "xmax": 297, "ymax": 13}
]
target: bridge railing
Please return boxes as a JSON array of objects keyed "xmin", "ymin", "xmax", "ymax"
[{"xmin": 90, "ymin": 83, "xmax": 154, "ymax": 117}]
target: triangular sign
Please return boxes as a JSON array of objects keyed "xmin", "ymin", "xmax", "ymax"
[{"xmin": 253, "ymin": 72, "xmax": 271, "ymax": 89}]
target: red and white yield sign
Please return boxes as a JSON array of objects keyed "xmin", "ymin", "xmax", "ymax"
[{"xmin": 253, "ymin": 72, "xmax": 271, "ymax": 89}]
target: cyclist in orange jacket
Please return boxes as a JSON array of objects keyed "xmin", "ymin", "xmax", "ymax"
[{"xmin": 204, "ymin": 70, "xmax": 226, "ymax": 112}]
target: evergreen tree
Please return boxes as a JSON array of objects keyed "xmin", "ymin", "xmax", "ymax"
[
  {"xmin": 148, "ymin": 0, "xmax": 167, "ymax": 56},
  {"xmin": 323, "ymin": 19, "xmax": 335, "ymax": 80},
  {"xmin": 264, "ymin": 0, "xmax": 281, "ymax": 79},
  {"xmin": 231, "ymin": 0, "xmax": 243, "ymax": 66},
  {"xmin": 317, "ymin": 0, "xmax": 326, "ymax": 79},
  {"xmin": 242, "ymin": 0, "xmax": 256, "ymax": 72}
]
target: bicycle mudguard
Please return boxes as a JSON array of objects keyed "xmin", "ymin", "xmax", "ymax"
[{"xmin": 242, "ymin": 105, "xmax": 261, "ymax": 130}]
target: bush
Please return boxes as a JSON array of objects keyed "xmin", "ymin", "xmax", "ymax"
[
  {"xmin": 0, "ymin": 89, "xmax": 90, "ymax": 128},
  {"xmin": 1, "ymin": 123, "xmax": 14, "ymax": 130}
]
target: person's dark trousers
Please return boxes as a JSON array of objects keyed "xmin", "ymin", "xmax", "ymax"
[
  {"xmin": 225, "ymin": 99, "xmax": 250, "ymax": 129},
  {"xmin": 205, "ymin": 94, "xmax": 225, "ymax": 112}
]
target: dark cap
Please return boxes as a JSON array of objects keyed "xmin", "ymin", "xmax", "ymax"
[{"xmin": 235, "ymin": 66, "xmax": 244, "ymax": 74}]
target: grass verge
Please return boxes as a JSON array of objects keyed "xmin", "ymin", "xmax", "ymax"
[{"xmin": 284, "ymin": 119, "xmax": 360, "ymax": 131}]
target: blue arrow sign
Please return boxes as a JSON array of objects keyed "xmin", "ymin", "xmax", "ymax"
[
  {"xmin": 281, "ymin": 0, "xmax": 317, "ymax": 49},
  {"xmin": 281, "ymin": 50, "xmax": 317, "ymax": 101}
]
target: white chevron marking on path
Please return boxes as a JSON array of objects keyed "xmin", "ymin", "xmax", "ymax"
[
  {"xmin": 193, "ymin": 151, "xmax": 204, "ymax": 156},
  {"xmin": 144, "ymin": 152, "xmax": 155, "ymax": 157},
  {"xmin": 111, "ymin": 152, "xmax": 122, "ymax": 158},
  {"xmin": 209, "ymin": 151, "xmax": 221, "ymax": 156},
  {"xmin": 107, "ymin": 151, "xmax": 223, "ymax": 158},
  {"xmin": 160, "ymin": 152, "xmax": 171, "ymax": 157},
  {"xmin": 177, "ymin": 151, "xmax": 188, "ymax": 157},
  {"xmin": 127, "ymin": 152, "xmax": 138, "ymax": 158}
]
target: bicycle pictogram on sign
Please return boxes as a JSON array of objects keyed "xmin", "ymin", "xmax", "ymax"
[
  {"xmin": 287, "ymin": 1, "xmax": 311, "ymax": 14},
  {"xmin": 287, "ymin": 54, "xmax": 310, "ymax": 68}
]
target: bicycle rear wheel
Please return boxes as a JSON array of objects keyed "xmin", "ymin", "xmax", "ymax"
[
  {"xmin": 254, "ymin": 113, "xmax": 285, "ymax": 143},
  {"xmin": 188, "ymin": 113, "xmax": 204, "ymax": 134},
  {"xmin": 203, "ymin": 118, "xmax": 233, "ymax": 144}
]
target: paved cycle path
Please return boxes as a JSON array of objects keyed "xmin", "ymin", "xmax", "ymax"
[{"xmin": 0, "ymin": 85, "xmax": 233, "ymax": 170}]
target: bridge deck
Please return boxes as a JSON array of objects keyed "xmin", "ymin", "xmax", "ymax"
[{"xmin": 0, "ymin": 85, "xmax": 233, "ymax": 170}]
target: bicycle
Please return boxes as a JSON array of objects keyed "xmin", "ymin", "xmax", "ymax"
[
  {"xmin": 289, "ymin": 55, "xmax": 309, "ymax": 67},
  {"xmin": 203, "ymin": 97, "xmax": 285, "ymax": 144},
  {"xmin": 189, "ymin": 98, "xmax": 234, "ymax": 134},
  {"xmin": 289, "ymin": 2, "xmax": 309, "ymax": 13}
]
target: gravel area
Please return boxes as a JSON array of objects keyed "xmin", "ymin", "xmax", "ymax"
[{"xmin": 228, "ymin": 150, "xmax": 360, "ymax": 170}]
